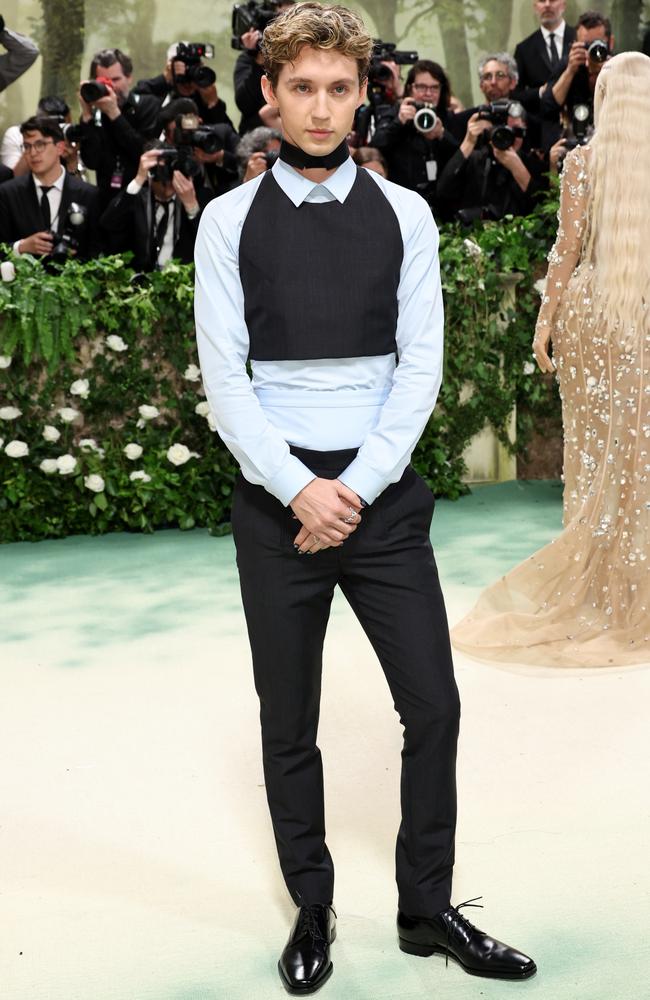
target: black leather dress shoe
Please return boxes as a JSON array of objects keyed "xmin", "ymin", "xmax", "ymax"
[
  {"xmin": 397, "ymin": 899, "xmax": 536, "ymax": 980},
  {"xmin": 278, "ymin": 903, "xmax": 336, "ymax": 995}
]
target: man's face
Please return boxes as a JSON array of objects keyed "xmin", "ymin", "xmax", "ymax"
[
  {"xmin": 96, "ymin": 60, "xmax": 132, "ymax": 101},
  {"xmin": 21, "ymin": 130, "xmax": 64, "ymax": 177},
  {"xmin": 479, "ymin": 60, "xmax": 516, "ymax": 102},
  {"xmin": 576, "ymin": 24, "xmax": 612, "ymax": 73},
  {"xmin": 533, "ymin": 0, "xmax": 565, "ymax": 30},
  {"xmin": 151, "ymin": 177, "xmax": 175, "ymax": 201},
  {"xmin": 261, "ymin": 46, "xmax": 367, "ymax": 158}
]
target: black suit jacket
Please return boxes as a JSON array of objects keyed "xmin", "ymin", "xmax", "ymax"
[
  {"xmin": 515, "ymin": 25, "xmax": 576, "ymax": 91},
  {"xmin": 0, "ymin": 171, "xmax": 100, "ymax": 258},
  {"xmin": 99, "ymin": 182, "xmax": 211, "ymax": 271}
]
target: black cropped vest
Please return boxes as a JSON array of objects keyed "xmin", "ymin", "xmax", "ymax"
[{"xmin": 238, "ymin": 167, "xmax": 404, "ymax": 361}]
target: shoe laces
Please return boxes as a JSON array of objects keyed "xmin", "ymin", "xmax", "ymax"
[
  {"xmin": 443, "ymin": 896, "xmax": 484, "ymax": 968},
  {"xmin": 297, "ymin": 903, "xmax": 335, "ymax": 944}
]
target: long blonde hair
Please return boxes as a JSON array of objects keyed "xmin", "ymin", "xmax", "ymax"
[{"xmin": 584, "ymin": 52, "xmax": 650, "ymax": 341}]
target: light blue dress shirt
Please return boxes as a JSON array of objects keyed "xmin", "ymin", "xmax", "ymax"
[{"xmin": 194, "ymin": 155, "xmax": 444, "ymax": 507}]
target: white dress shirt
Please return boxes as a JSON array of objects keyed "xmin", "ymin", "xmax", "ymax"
[
  {"xmin": 14, "ymin": 164, "xmax": 66, "ymax": 253},
  {"xmin": 194, "ymin": 156, "xmax": 444, "ymax": 507},
  {"xmin": 541, "ymin": 21, "xmax": 566, "ymax": 64}
]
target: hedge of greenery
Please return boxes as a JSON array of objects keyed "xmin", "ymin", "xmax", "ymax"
[{"xmin": 0, "ymin": 198, "xmax": 558, "ymax": 543}]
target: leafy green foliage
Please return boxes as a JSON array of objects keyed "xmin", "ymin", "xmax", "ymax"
[{"xmin": 0, "ymin": 197, "xmax": 558, "ymax": 542}]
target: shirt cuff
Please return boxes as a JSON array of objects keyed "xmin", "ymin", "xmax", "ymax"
[
  {"xmin": 338, "ymin": 456, "xmax": 387, "ymax": 506},
  {"xmin": 12, "ymin": 239, "xmax": 22, "ymax": 254},
  {"xmin": 126, "ymin": 178, "xmax": 143, "ymax": 195},
  {"xmin": 267, "ymin": 454, "xmax": 316, "ymax": 507}
]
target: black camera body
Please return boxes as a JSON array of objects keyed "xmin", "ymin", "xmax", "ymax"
[
  {"xmin": 151, "ymin": 146, "xmax": 201, "ymax": 183},
  {"xmin": 80, "ymin": 79, "xmax": 110, "ymax": 103},
  {"xmin": 585, "ymin": 38, "xmax": 609, "ymax": 63},
  {"xmin": 264, "ymin": 149, "xmax": 279, "ymax": 168},
  {"xmin": 231, "ymin": 0, "xmax": 281, "ymax": 50},
  {"xmin": 49, "ymin": 202, "xmax": 87, "ymax": 262},
  {"xmin": 173, "ymin": 42, "xmax": 216, "ymax": 88},
  {"xmin": 477, "ymin": 99, "xmax": 525, "ymax": 150},
  {"xmin": 367, "ymin": 40, "xmax": 418, "ymax": 106}
]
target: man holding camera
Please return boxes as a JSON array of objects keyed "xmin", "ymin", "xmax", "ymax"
[
  {"xmin": 135, "ymin": 42, "xmax": 234, "ymax": 132},
  {"xmin": 438, "ymin": 102, "xmax": 542, "ymax": 223},
  {"xmin": 234, "ymin": 1, "xmax": 294, "ymax": 134},
  {"xmin": 371, "ymin": 60, "xmax": 458, "ymax": 220},
  {"xmin": 235, "ymin": 125, "xmax": 281, "ymax": 182},
  {"xmin": 99, "ymin": 143, "xmax": 211, "ymax": 271},
  {"xmin": 540, "ymin": 10, "xmax": 613, "ymax": 145},
  {"xmin": 0, "ymin": 15, "xmax": 39, "ymax": 93},
  {"xmin": 0, "ymin": 117, "xmax": 98, "ymax": 259},
  {"xmin": 158, "ymin": 99, "xmax": 240, "ymax": 200},
  {"xmin": 77, "ymin": 48, "xmax": 160, "ymax": 210}
]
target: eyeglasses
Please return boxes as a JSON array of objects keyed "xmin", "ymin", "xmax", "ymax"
[
  {"xmin": 480, "ymin": 71, "xmax": 509, "ymax": 82},
  {"xmin": 411, "ymin": 83, "xmax": 441, "ymax": 94},
  {"xmin": 21, "ymin": 139, "xmax": 55, "ymax": 154}
]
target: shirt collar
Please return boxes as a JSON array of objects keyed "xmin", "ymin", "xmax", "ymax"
[
  {"xmin": 271, "ymin": 155, "xmax": 357, "ymax": 207},
  {"xmin": 33, "ymin": 164, "xmax": 66, "ymax": 191},
  {"xmin": 541, "ymin": 20, "xmax": 565, "ymax": 41}
]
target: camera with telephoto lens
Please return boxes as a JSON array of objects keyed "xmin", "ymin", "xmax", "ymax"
[
  {"xmin": 80, "ymin": 76, "xmax": 114, "ymax": 103},
  {"xmin": 584, "ymin": 38, "xmax": 609, "ymax": 63},
  {"xmin": 172, "ymin": 112, "xmax": 225, "ymax": 157},
  {"xmin": 367, "ymin": 40, "xmax": 418, "ymax": 105},
  {"xmin": 477, "ymin": 99, "xmax": 526, "ymax": 150},
  {"xmin": 49, "ymin": 202, "xmax": 87, "ymax": 262},
  {"xmin": 231, "ymin": 0, "xmax": 283, "ymax": 50},
  {"xmin": 173, "ymin": 42, "xmax": 216, "ymax": 88},
  {"xmin": 560, "ymin": 103, "xmax": 592, "ymax": 155},
  {"xmin": 411, "ymin": 102, "xmax": 437, "ymax": 134}
]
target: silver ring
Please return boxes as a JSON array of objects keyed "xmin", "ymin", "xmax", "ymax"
[{"xmin": 343, "ymin": 506, "xmax": 357, "ymax": 524}]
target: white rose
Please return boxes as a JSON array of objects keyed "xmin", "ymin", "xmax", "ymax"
[
  {"xmin": 138, "ymin": 404, "xmax": 160, "ymax": 421},
  {"xmin": 523, "ymin": 361, "xmax": 536, "ymax": 375},
  {"xmin": 0, "ymin": 406, "xmax": 22, "ymax": 420},
  {"xmin": 167, "ymin": 443, "xmax": 192, "ymax": 466},
  {"xmin": 124, "ymin": 442, "xmax": 143, "ymax": 460},
  {"xmin": 4, "ymin": 439, "xmax": 28, "ymax": 458},
  {"xmin": 463, "ymin": 238, "xmax": 482, "ymax": 258},
  {"xmin": 78, "ymin": 437, "xmax": 99, "ymax": 451},
  {"xmin": 70, "ymin": 378, "xmax": 90, "ymax": 399},
  {"xmin": 39, "ymin": 458, "xmax": 58, "ymax": 474},
  {"xmin": 207, "ymin": 411, "xmax": 218, "ymax": 432},
  {"xmin": 0, "ymin": 261, "xmax": 16, "ymax": 282},
  {"xmin": 194, "ymin": 401, "xmax": 210, "ymax": 417},
  {"xmin": 105, "ymin": 334, "xmax": 128, "ymax": 352},
  {"xmin": 84, "ymin": 474, "xmax": 105, "ymax": 493},
  {"xmin": 0, "ymin": 436, "xmax": 3, "ymax": 449},
  {"xmin": 130, "ymin": 469, "xmax": 152, "ymax": 483},
  {"xmin": 183, "ymin": 363, "xmax": 201, "ymax": 382},
  {"xmin": 42, "ymin": 424, "xmax": 61, "ymax": 442},
  {"xmin": 58, "ymin": 407, "xmax": 80, "ymax": 423},
  {"xmin": 56, "ymin": 454, "xmax": 77, "ymax": 475},
  {"xmin": 0, "ymin": 355, "xmax": 12, "ymax": 369}
]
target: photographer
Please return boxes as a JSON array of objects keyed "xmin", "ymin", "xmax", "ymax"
[
  {"xmin": 233, "ymin": 1, "xmax": 294, "ymax": 134},
  {"xmin": 2, "ymin": 96, "xmax": 84, "ymax": 179},
  {"xmin": 135, "ymin": 42, "xmax": 234, "ymax": 131},
  {"xmin": 235, "ymin": 126, "xmax": 281, "ymax": 183},
  {"xmin": 77, "ymin": 48, "xmax": 160, "ymax": 210},
  {"xmin": 0, "ymin": 16, "xmax": 39, "ymax": 93},
  {"xmin": 0, "ymin": 117, "xmax": 98, "ymax": 259},
  {"xmin": 371, "ymin": 60, "xmax": 458, "ymax": 220},
  {"xmin": 351, "ymin": 43, "xmax": 406, "ymax": 147},
  {"xmin": 159, "ymin": 99, "xmax": 240, "ymax": 198},
  {"xmin": 540, "ymin": 10, "xmax": 613, "ymax": 145},
  {"xmin": 438, "ymin": 102, "xmax": 543, "ymax": 223},
  {"xmin": 99, "ymin": 142, "xmax": 211, "ymax": 271}
]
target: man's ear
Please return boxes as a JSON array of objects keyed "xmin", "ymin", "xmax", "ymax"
[
  {"xmin": 261, "ymin": 74, "xmax": 278, "ymax": 107},
  {"xmin": 358, "ymin": 78, "xmax": 368, "ymax": 106}
]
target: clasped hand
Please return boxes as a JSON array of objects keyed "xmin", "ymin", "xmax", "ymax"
[{"xmin": 290, "ymin": 478, "xmax": 363, "ymax": 554}]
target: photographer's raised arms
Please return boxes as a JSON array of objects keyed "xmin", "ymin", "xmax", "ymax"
[{"xmin": 0, "ymin": 4, "xmax": 621, "ymax": 264}]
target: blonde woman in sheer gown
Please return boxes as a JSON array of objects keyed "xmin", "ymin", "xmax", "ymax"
[{"xmin": 452, "ymin": 52, "xmax": 650, "ymax": 667}]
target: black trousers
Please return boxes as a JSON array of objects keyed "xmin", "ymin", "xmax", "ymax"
[{"xmin": 230, "ymin": 447, "xmax": 460, "ymax": 917}]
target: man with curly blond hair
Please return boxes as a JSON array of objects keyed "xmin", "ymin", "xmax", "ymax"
[{"xmin": 194, "ymin": 3, "xmax": 536, "ymax": 993}]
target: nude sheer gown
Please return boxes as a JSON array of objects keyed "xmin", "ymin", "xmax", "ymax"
[{"xmin": 451, "ymin": 145, "xmax": 650, "ymax": 666}]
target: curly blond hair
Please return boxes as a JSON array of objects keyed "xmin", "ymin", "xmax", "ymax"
[{"xmin": 262, "ymin": 2, "xmax": 373, "ymax": 88}]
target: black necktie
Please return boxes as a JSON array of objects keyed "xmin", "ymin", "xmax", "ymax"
[
  {"xmin": 154, "ymin": 200, "xmax": 170, "ymax": 260},
  {"xmin": 548, "ymin": 32, "xmax": 559, "ymax": 68},
  {"xmin": 40, "ymin": 186, "xmax": 52, "ymax": 229}
]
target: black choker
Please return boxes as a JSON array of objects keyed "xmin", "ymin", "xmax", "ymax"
[{"xmin": 279, "ymin": 138, "xmax": 349, "ymax": 171}]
